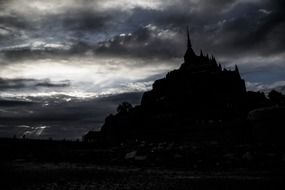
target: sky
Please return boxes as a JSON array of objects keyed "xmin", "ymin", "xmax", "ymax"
[{"xmin": 0, "ymin": 0, "xmax": 284, "ymax": 139}]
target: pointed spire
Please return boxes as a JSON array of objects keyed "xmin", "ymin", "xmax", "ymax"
[
  {"xmin": 235, "ymin": 64, "xmax": 239, "ymax": 72},
  {"xmin": 212, "ymin": 56, "xmax": 217, "ymax": 64},
  {"xmin": 187, "ymin": 26, "xmax": 192, "ymax": 48},
  {"xmin": 183, "ymin": 26, "xmax": 196, "ymax": 63},
  {"xmin": 235, "ymin": 64, "xmax": 241, "ymax": 78}
]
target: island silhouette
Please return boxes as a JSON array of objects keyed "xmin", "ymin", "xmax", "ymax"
[{"xmin": 83, "ymin": 29, "xmax": 285, "ymax": 145}]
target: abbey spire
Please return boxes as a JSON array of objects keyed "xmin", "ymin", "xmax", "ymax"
[
  {"xmin": 184, "ymin": 26, "xmax": 196, "ymax": 63},
  {"xmin": 187, "ymin": 27, "xmax": 192, "ymax": 48}
]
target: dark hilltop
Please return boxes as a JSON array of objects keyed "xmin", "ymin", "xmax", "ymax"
[{"xmin": 84, "ymin": 29, "xmax": 285, "ymax": 145}]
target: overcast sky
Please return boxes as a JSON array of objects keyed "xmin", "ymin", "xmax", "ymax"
[{"xmin": 0, "ymin": 0, "xmax": 284, "ymax": 139}]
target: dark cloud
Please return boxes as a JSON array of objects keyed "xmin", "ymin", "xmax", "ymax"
[
  {"xmin": 60, "ymin": 9, "xmax": 113, "ymax": 32},
  {"xmin": 85, "ymin": 0, "xmax": 283, "ymax": 61},
  {"xmin": 208, "ymin": 0, "xmax": 285, "ymax": 56},
  {"xmin": 146, "ymin": 0, "xmax": 284, "ymax": 58},
  {"xmin": 0, "ymin": 47, "xmax": 74, "ymax": 61},
  {"xmin": 96, "ymin": 24, "xmax": 184, "ymax": 59},
  {"xmin": 0, "ymin": 0, "xmax": 283, "ymax": 62},
  {"xmin": 0, "ymin": 78, "xmax": 70, "ymax": 90},
  {"xmin": 0, "ymin": 99, "xmax": 34, "ymax": 107},
  {"xmin": 0, "ymin": 15, "xmax": 32, "ymax": 30}
]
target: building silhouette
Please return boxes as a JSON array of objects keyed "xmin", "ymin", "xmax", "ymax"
[{"xmin": 84, "ymin": 29, "xmax": 284, "ymax": 144}]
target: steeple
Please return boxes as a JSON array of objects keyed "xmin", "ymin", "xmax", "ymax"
[
  {"xmin": 200, "ymin": 50, "xmax": 204, "ymax": 57},
  {"xmin": 235, "ymin": 64, "xmax": 241, "ymax": 78},
  {"xmin": 187, "ymin": 26, "xmax": 192, "ymax": 48},
  {"xmin": 184, "ymin": 26, "xmax": 196, "ymax": 63},
  {"xmin": 235, "ymin": 64, "xmax": 239, "ymax": 72}
]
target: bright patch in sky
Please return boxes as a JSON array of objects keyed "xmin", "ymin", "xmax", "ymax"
[{"xmin": 0, "ymin": 56, "xmax": 179, "ymax": 98}]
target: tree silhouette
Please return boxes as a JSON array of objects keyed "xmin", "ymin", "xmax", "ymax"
[{"xmin": 117, "ymin": 102, "xmax": 133, "ymax": 113}]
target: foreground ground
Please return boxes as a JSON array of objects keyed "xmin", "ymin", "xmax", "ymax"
[
  {"xmin": 1, "ymin": 138, "xmax": 285, "ymax": 189},
  {"xmin": 2, "ymin": 162, "xmax": 285, "ymax": 190}
]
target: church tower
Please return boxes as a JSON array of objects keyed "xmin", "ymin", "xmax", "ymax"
[{"xmin": 184, "ymin": 27, "xmax": 196, "ymax": 63}]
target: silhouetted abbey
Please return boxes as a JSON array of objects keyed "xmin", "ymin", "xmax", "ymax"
[
  {"xmin": 84, "ymin": 30, "xmax": 285, "ymax": 144},
  {"xmin": 141, "ymin": 28, "xmax": 246, "ymax": 121}
]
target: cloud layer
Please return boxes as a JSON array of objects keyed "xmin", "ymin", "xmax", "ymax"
[
  {"xmin": 0, "ymin": 0, "xmax": 284, "ymax": 59},
  {"xmin": 0, "ymin": 92, "xmax": 143, "ymax": 139}
]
